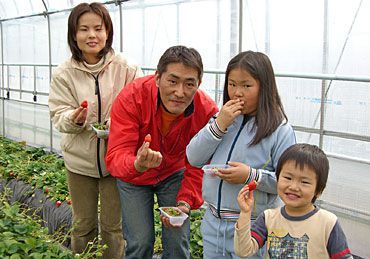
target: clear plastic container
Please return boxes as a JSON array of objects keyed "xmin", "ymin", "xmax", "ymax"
[
  {"xmin": 159, "ymin": 207, "xmax": 188, "ymax": 226},
  {"xmin": 202, "ymin": 164, "xmax": 230, "ymax": 177},
  {"xmin": 92, "ymin": 124, "xmax": 109, "ymax": 138}
]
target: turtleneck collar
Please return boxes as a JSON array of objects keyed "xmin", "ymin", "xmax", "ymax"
[{"xmin": 82, "ymin": 56, "xmax": 105, "ymax": 76}]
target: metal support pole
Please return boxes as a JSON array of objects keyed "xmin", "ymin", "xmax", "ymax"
[
  {"xmin": 319, "ymin": 0, "xmax": 329, "ymax": 149},
  {"xmin": 176, "ymin": 3, "xmax": 180, "ymax": 43},
  {"xmin": 215, "ymin": 0, "xmax": 221, "ymax": 103},
  {"xmin": 238, "ymin": 0, "xmax": 243, "ymax": 53},
  {"xmin": 42, "ymin": 0, "xmax": 53, "ymax": 152},
  {"xmin": 19, "ymin": 66, "xmax": 22, "ymax": 99},
  {"xmin": 0, "ymin": 21, "xmax": 4, "ymax": 136},
  {"xmin": 230, "ymin": 0, "xmax": 238, "ymax": 56},
  {"xmin": 264, "ymin": 0, "xmax": 270, "ymax": 55},
  {"xmin": 33, "ymin": 66, "xmax": 37, "ymax": 102},
  {"xmin": 116, "ymin": 0, "xmax": 123, "ymax": 52},
  {"xmin": 6, "ymin": 66, "xmax": 9, "ymax": 98},
  {"xmin": 141, "ymin": 5, "xmax": 145, "ymax": 66}
]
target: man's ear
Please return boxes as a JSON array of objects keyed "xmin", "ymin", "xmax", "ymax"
[{"xmin": 155, "ymin": 71, "xmax": 160, "ymax": 87}]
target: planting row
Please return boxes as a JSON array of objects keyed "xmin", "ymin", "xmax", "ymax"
[{"xmin": 0, "ymin": 136, "xmax": 204, "ymax": 257}]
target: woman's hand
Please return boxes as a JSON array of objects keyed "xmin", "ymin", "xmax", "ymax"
[
  {"xmin": 134, "ymin": 141, "xmax": 162, "ymax": 173},
  {"xmin": 70, "ymin": 106, "xmax": 87, "ymax": 125},
  {"xmin": 215, "ymin": 99, "xmax": 244, "ymax": 131},
  {"xmin": 216, "ymin": 161, "xmax": 250, "ymax": 184},
  {"xmin": 237, "ymin": 184, "xmax": 254, "ymax": 213}
]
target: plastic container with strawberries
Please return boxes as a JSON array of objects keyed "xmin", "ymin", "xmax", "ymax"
[
  {"xmin": 202, "ymin": 164, "xmax": 231, "ymax": 177},
  {"xmin": 159, "ymin": 207, "xmax": 188, "ymax": 226}
]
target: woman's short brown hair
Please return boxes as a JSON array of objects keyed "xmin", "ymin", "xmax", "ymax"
[{"xmin": 67, "ymin": 2, "xmax": 113, "ymax": 62}]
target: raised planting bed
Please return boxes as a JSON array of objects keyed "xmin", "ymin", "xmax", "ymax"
[{"xmin": 0, "ymin": 136, "xmax": 205, "ymax": 258}]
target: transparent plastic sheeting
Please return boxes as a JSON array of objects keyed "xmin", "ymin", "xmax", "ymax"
[{"xmin": 0, "ymin": 0, "xmax": 107, "ymax": 20}]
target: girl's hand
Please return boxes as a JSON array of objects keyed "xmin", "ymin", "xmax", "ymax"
[
  {"xmin": 237, "ymin": 184, "xmax": 254, "ymax": 213},
  {"xmin": 70, "ymin": 107, "xmax": 87, "ymax": 125},
  {"xmin": 216, "ymin": 161, "xmax": 250, "ymax": 184},
  {"xmin": 215, "ymin": 99, "xmax": 244, "ymax": 131},
  {"xmin": 134, "ymin": 141, "xmax": 163, "ymax": 172}
]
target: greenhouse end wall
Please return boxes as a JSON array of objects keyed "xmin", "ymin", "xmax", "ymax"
[{"xmin": 0, "ymin": 0, "xmax": 370, "ymax": 257}]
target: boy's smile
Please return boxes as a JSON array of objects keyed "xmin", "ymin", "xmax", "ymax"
[{"xmin": 277, "ymin": 160, "xmax": 318, "ymax": 217}]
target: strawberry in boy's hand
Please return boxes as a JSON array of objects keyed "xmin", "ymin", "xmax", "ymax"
[
  {"xmin": 247, "ymin": 180, "xmax": 257, "ymax": 191},
  {"xmin": 144, "ymin": 134, "xmax": 152, "ymax": 143},
  {"xmin": 80, "ymin": 100, "xmax": 88, "ymax": 109}
]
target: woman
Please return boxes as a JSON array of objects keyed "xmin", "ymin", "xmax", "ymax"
[
  {"xmin": 186, "ymin": 51, "xmax": 296, "ymax": 258},
  {"xmin": 48, "ymin": 3, "xmax": 142, "ymax": 258}
]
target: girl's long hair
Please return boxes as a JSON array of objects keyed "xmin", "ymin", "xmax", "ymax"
[{"xmin": 223, "ymin": 51, "xmax": 288, "ymax": 145}]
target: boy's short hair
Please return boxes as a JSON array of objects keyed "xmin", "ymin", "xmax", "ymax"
[
  {"xmin": 276, "ymin": 143, "xmax": 329, "ymax": 203},
  {"xmin": 156, "ymin": 45, "xmax": 203, "ymax": 81}
]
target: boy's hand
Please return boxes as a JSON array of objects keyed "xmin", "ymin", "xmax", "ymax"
[
  {"xmin": 215, "ymin": 99, "xmax": 244, "ymax": 131},
  {"xmin": 216, "ymin": 161, "xmax": 250, "ymax": 184},
  {"xmin": 134, "ymin": 139, "xmax": 162, "ymax": 172},
  {"xmin": 237, "ymin": 184, "xmax": 254, "ymax": 213}
]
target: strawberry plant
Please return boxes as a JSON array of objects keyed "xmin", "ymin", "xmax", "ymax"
[
  {"xmin": 0, "ymin": 191, "xmax": 74, "ymax": 258},
  {"xmin": 0, "ymin": 190, "xmax": 106, "ymax": 258},
  {"xmin": 0, "ymin": 136, "xmax": 69, "ymax": 202},
  {"xmin": 0, "ymin": 136, "xmax": 205, "ymax": 257}
]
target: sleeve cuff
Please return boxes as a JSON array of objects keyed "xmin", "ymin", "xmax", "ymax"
[
  {"xmin": 244, "ymin": 167, "xmax": 261, "ymax": 184},
  {"xmin": 176, "ymin": 201, "xmax": 191, "ymax": 211},
  {"xmin": 208, "ymin": 120, "xmax": 227, "ymax": 140}
]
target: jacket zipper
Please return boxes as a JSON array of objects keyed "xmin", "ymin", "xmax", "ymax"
[
  {"xmin": 156, "ymin": 111, "xmax": 184, "ymax": 183},
  {"xmin": 94, "ymin": 74, "xmax": 104, "ymax": 178},
  {"xmin": 216, "ymin": 115, "xmax": 249, "ymax": 218}
]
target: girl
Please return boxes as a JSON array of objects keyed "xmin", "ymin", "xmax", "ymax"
[
  {"xmin": 48, "ymin": 3, "xmax": 142, "ymax": 258},
  {"xmin": 186, "ymin": 51, "xmax": 296, "ymax": 258}
]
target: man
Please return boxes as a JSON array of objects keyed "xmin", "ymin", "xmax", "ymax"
[{"xmin": 106, "ymin": 45, "xmax": 218, "ymax": 259}]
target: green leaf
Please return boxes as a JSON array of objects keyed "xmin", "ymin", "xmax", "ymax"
[
  {"xmin": 24, "ymin": 237, "xmax": 37, "ymax": 248},
  {"xmin": 29, "ymin": 252, "xmax": 43, "ymax": 259},
  {"xmin": 2, "ymin": 231, "xmax": 15, "ymax": 237},
  {"xmin": 8, "ymin": 243, "xmax": 20, "ymax": 254},
  {"xmin": 13, "ymin": 224, "xmax": 29, "ymax": 234},
  {"xmin": 10, "ymin": 253, "xmax": 22, "ymax": 259}
]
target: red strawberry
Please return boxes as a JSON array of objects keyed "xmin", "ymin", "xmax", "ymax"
[
  {"xmin": 67, "ymin": 200, "xmax": 72, "ymax": 205},
  {"xmin": 56, "ymin": 201, "xmax": 62, "ymax": 207},
  {"xmin": 144, "ymin": 134, "xmax": 152, "ymax": 143},
  {"xmin": 9, "ymin": 172, "xmax": 15, "ymax": 177},
  {"xmin": 44, "ymin": 187, "xmax": 49, "ymax": 194},
  {"xmin": 80, "ymin": 100, "xmax": 88, "ymax": 109},
  {"xmin": 247, "ymin": 180, "xmax": 257, "ymax": 191}
]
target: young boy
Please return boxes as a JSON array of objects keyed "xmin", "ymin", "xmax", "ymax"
[{"xmin": 234, "ymin": 143, "xmax": 353, "ymax": 258}]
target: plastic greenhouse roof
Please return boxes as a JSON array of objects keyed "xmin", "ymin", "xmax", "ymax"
[{"xmin": 0, "ymin": 0, "xmax": 111, "ymax": 20}]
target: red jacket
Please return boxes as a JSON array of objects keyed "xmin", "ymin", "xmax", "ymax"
[{"xmin": 106, "ymin": 75, "xmax": 218, "ymax": 209}]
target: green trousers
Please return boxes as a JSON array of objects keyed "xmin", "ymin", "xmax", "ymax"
[{"xmin": 67, "ymin": 171, "xmax": 124, "ymax": 258}]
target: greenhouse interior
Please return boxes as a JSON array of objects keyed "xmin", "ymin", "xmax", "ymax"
[{"xmin": 0, "ymin": 0, "xmax": 369, "ymax": 258}]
